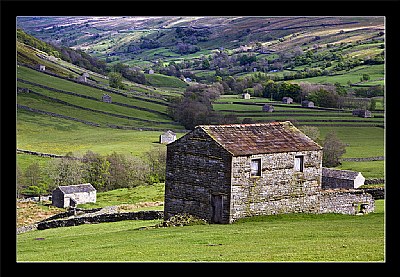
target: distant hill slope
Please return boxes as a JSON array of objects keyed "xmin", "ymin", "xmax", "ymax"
[{"xmin": 17, "ymin": 16, "xmax": 384, "ymax": 85}]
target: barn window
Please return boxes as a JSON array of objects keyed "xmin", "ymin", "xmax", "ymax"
[
  {"xmin": 250, "ymin": 158, "xmax": 261, "ymax": 177},
  {"xmin": 294, "ymin": 155, "xmax": 304, "ymax": 172}
]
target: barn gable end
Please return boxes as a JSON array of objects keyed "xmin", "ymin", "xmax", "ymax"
[{"xmin": 164, "ymin": 127, "xmax": 233, "ymax": 222}]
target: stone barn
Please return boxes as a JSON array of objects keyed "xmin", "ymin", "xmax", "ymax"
[
  {"xmin": 52, "ymin": 183, "xmax": 96, "ymax": 208},
  {"xmin": 262, "ymin": 104, "xmax": 274, "ymax": 112},
  {"xmin": 242, "ymin": 92, "xmax": 251, "ymax": 99},
  {"xmin": 282, "ymin": 97, "xmax": 293, "ymax": 104},
  {"xmin": 302, "ymin": 100, "xmax": 314, "ymax": 108},
  {"xmin": 160, "ymin": 130, "xmax": 176, "ymax": 144},
  {"xmin": 102, "ymin": 94, "xmax": 112, "ymax": 103},
  {"xmin": 322, "ymin": 167, "xmax": 365, "ymax": 189},
  {"xmin": 164, "ymin": 121, "xmax": 374, "ymax": 223},
  {"xmin": 352, "ymin": 109, "xmax": 372, "ymax": 118}
]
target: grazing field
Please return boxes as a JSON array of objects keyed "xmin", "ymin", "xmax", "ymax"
[
  {"xmin": 16, "ymin": 199, "xmax": 384, "ymax": 262},
  {"xmin": 17, "ymin": 110, "xmax": 176, "ymax": 157}
]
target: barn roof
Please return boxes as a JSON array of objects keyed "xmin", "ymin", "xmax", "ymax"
[
  {"xmin": 198, "ymin": 121, "xmax": 322, "ymax": 156},
  {"xmin": 57, "ymin": 183, "xmax": 96, "ymax": 194},
  {"xmin": 322, "ymin": 167, "xmax": 361, "ymax": 180}
]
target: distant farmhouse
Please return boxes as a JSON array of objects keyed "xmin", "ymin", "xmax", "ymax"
[
  {"xmin": 102, "ymin": 94, "xmax": 112, "ymax": 103},
  {"xmin": 52, "ymin": 183, "xmax": 96, "ymax": 208},
  {"xmin": 282, "ymin": 97, "xmax": 293, "ymax": 104},
  {"xmin": 160, "ymin": 130, "xmax": 176, "ymax": 144},
  {"xmin": 164, "ymin": 122, "xmax": 374, "ymax": 224}
]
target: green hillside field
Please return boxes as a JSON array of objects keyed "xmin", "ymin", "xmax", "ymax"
[{"xmin": 17, "ymin": 197, "xmax": 384, "ymax": 262}]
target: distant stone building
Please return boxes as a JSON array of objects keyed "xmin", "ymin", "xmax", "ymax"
[
  {"xmin": 52, "ymin": 183, "xmax": 96, "ymax": 208},
  {"xmin": 302, "ymin": 100, "xmax": 314, "ymax": 108},
  {"xmin": 242, "ymin": 92, "xmax": 251, "ymax": 100},
  {"xmin": 262, "ymin": 104, "xmax": 274, "ymax": 112},
  {"xmin": 102, "ymin": 94, "xmax": 112, "ymax": 103},
  {"xmin": 164, "ymin": 121, "xmax": 374, "ymax": 224},
  {"xmin": 38, "ymin": 64, "xmax": 46, "ymax": 71},
  {"xmin": 322, "ymin": 167, "xmax": 365, "ymax": 189},
  {"xmin": 77, "ymin": 72, "xmax": 89, "ymax": 83},
  {"xmin": 160, "ymin": 130, "xmax": 176, "ymax": 144},
  {"xmin": 352, "ymin": 109, "xmax": 372, "ymax": 118},
  {"xmin": 282, "ymin": 97, "xmax": 293, "ymax": 104}
]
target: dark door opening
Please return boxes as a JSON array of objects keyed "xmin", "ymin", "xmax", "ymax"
[{"xmin": 211, "ymin": 194, "xmax": 223, "ymax": 223}]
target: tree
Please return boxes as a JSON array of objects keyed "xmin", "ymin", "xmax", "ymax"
[
  {"xmin": 144, "ymin": 147, "xmax": 167, "ymax": 184},
  {"xmin": 108, "ymin": 72, "xmax": 124, "ymax": 89},
  {"xmin": 361, "ymin": 73, "xmax": 370, "ymax": 82},
  {"xmin": 322, "ymin": 131, "xmax": 346, "ymax": 167},
  {"xmin": 46, "ymin": 153, "xmax": 83, "ymax": 188},
  {"xmin": 299, "ymin": 126, "xmax": 321, "ymax": 143},
  {"xmin": 82, "ymin": 151, "xmax": 110, "ymax": 192}
]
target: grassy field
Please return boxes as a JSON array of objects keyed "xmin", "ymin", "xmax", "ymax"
[
  {"xmin": 17, "ymin": 110, "xmax": 175, "ymax": 157},
  {"xmin": 16, "ymin": 199, "xmax": 384, "ymax": 262}
]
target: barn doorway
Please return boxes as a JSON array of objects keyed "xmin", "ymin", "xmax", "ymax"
[{"xmin": 211, "ymin": 194, "xmax": 223, "ymax": 223}]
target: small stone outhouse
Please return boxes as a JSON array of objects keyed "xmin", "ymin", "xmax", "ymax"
[
  {"xmin": 302, "ymin": 100, "xmax": 314, "ymax": 108},
  {"xmin": 38, "ymin": 64, "xmax": 46, "ymax": 71},
  {"xmin": 52, "ymin": 183, "xmax": 96, "ymax": 208},
  {"xmin": 164, "ymin": 121, "xmax": 374, "ymax": 224},
  {"xmin": 282, "ymin": 97, "xmax": 293, "ymax": 104},
  {"xmin": 262, "ymin": 104, "xmax": 274, "ymax": 112},
  {"xmin": 322, "ymin": 167, "xmax": 365, "ymax": 189},
  {"xmin": 352, "ymin": 109, "xmax": 372, "ymax": 118},
  {"xmin": 242, "ymin": 92, "xmax": 251, "ymax": 99},
  {"xmin": 160, "ymin": 130, "xmax": 176, "ymax": 144},
  {"xmin": 102, "ymin": 94, "xmax": 112, "ymax": 103}
]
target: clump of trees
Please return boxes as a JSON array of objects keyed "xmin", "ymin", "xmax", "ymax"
[
  {"xmin": 167, "ymin": 83, "xmax": 239, "ymax": 129},
  {"xmin": 17, "ymin": 148, "xmax": 167, "ymax": 198}
]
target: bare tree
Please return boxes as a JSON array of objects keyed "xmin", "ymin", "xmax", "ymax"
[{"xmin": 322, "ymin": 131, "xmax": 346, "ymax": 167}]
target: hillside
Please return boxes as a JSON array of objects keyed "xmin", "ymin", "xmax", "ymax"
[
  {"xmin": 17, "ymin": 16, "xmax": 384, "ymax": 84},
  {"xmin": 16, "ymin": 16, "xmax": 385, "ymax": 186}
]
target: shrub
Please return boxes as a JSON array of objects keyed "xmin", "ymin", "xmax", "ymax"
[{"xmin": 156, "ymin": 213, "xmax": 208, "ymax": 227}]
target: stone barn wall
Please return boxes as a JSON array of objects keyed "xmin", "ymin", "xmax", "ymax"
[
  {"xmin": 319, "ymin": 190, "xmax": 374, "ymax": 214},
  {"xmin": 230, "ymin": 150, "xmax": 323, "ymax": 222},
  {"xmin": 64, "ymin": 191, "xmax": 96, "ymax": 207},
  {"xmin": 164, "ymin": 128, "xmax": 232, "ymax": 223}
]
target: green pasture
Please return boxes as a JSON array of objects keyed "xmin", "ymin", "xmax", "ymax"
[
  {"xmin": 290, "ymin": 64, "xmax": 384, "ymax": 86},
  {"xmin": 17, "ymin": 92, "xmax": 173, "ymax": 126},
  {"xmin": 78, "ymin": 182, "xmax": 165, "ymax": 209},
  {"xmin": 317, "ymin": 126, "xmax": 384, "ymax": 158},
  {"xmin": 16, "ymin": 109, "xmax": 178, "ymax": 157},
  {"xmin": 145, "ymin": 73, "xmax": 188, "ymax": 88},
  {"xmin": 17, "ymin": 66, "xmax": 170, "ymax": 109},
  {"xmin": 338, "ymin": 160, "xmax": 384, "ymax": 179},
  {"xmin": 17, "ymin": 199, "xmax": 384, "ymax": 262}
]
